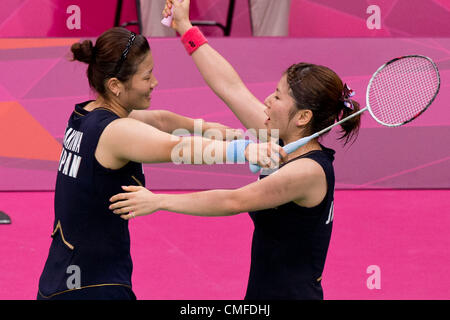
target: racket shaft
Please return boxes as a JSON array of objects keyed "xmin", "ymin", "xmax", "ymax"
[
  {"xmin": 316, "ymin": 107, "xmax": 367, "ymax": 136},
  {"xmin": 284, "ymin": 135, "xmax": 317, "ymax": 153},
  {"xmin": 249, "ymin": 107, "xmax": 367, "ymax": 173}
]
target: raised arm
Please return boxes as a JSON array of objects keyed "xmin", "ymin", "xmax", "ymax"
[{"xmin": 164, "ymin": 0, "xmax": 267, "ymax": 133}]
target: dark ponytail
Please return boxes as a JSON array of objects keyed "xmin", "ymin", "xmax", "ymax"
[
  {"xmin": 337, "ymin": 97, "xmax": 361, "ymax": 145},
  {"xmin": 285, "ymin": 63, "xmax": 361, "ymax": 146}
]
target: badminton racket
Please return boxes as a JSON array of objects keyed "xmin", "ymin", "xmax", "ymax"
[{"xmin": 250, "ymin": 55, "xmax": 441, "ymax": 173}]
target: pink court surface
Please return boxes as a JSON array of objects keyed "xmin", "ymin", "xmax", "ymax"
[{"xmin": 0, "ymin": 189, "xmax": 449, "ymax": 300}]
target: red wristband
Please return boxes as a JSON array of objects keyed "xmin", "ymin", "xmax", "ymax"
[{"xmin": 181, "ymin": 27, "xmax": 208, "ymax": 55}]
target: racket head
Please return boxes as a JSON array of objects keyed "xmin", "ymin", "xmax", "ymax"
[{"xmin": 366, "ymin": 55, "xmax": 440, "ymax": 127}]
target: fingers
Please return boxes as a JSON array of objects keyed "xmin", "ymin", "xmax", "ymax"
[
  {"xmin": 109, "ymin": 198, "xmax": 140, "ymax": 219},
  {"xmin": 112, "ymin": 204, "xmax": 134, "ymax": 216},
  {"xmin": 109, "ymin": 186, "xmax": 142, "ymax": 203},
  {"xmin": 222, "ymin": 128, "xmax": 244, "ymax": 140},
  {"xmin": 257, "ymin": 154, "xmax": 273, "ymax": 169},
  {"xmin": 122, "ymin": 185, "xmax": 142, "ymax": 192},
  {"xmin": 109, "ymin": 186, "xmax": 158, "ymax": 220},
  {"xmin": 222, "ymin": 128, "xmax": 245, "ymax": 140},
  {"xmin": 243, "ymin": 141, "xmax": 286, "ymax": 169},
  {"xmin": 119, "ymin": 209, "xmax": 146, "ymax": 220},
  {"xmin": 260, "ymin": 142, "xmax": 290, "ymax": 169},
  {"xmin": 109, "ymin": 192, "xmax": 126, "ymax": 204},
  {"xmin": 272, "ymin": 143, "xmax": 288, "ymax": 164},
  {"xmin": 109, "ymin": 199, "xmax": 131, "ymax": 212},
  {"xmin": 109, "ymin": 185, "xmax": 144, "ymax": 215},
  {"xmin": 203, "ymin": 128, "xmax": 223, "ymax": 140},
  {"xmin": 278, "ymin": 147, "xmax": 288, "ymax": 163},
  {"xmin": 120, "ymin": 213, "xmax": 133, "ymax": 220},
  {"xmin": 260, "ymin": 142, "xmax": 284, "ymax": 169},
  {"xmin": 163, "ymin": 0, "xmax": 173, "ymax": 18},
  {"xmin": 118, "ymin": 212, "xmax": 136, "ymax": 221},
  {"xmin": 163, "ymin": 7, "xmax": 171, "ymax": 18},
  {"xmin": 232, "ymin": 129, "xmax": 244, "ymax": 140}
]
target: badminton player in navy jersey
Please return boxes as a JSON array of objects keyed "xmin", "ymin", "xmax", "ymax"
[
  {"xmin": 36, "ymin": 26, "xmax": 283, "ymax": 300},
  {"xmin": 109, "ymin": 0, "xmax": 362, "ymax": 300}
]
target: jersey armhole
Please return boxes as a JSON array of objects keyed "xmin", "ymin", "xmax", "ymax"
[
  {"xmin": 291, "ymin": 157, "xmax": 330, "ymax": 210},
  {"xmin": 93, "ymin": 115, "xmax": 131, "ymax": 171}
]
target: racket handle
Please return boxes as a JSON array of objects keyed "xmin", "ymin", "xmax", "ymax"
[
  {"xmin": 161, "ymin": 0, "xmax": 182, "ymax": 27},
  {"xmin": 249, "ymin": 163, "xmax": 261, "ymax": 173},
  {"xmin": 283, "ymin": 134, "xmax": 317, "ymax": 154},
  {"xmin": 248, "ymin": 134, "xmax": 317, "ymax": 174},
  {"xmin": 161, "ymin": 14, "xmax": 173, "ymax": 27}
]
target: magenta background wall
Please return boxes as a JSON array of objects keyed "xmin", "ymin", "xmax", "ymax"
[
  {"xmin": 1, "ymin": 0, "xmax": 450, "ymax": 37},
  {"xmin": 1, "ymin": 37, "xmax": 449, "ymax": 191},
  {"xmin": 0, "ymin": 1, "xmax": 449, "ymax": 191}
]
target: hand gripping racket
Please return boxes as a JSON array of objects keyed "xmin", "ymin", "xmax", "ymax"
[
  {"xmin": 250, "ymin": 55, "xmax": 441, "ymax": 173},
  {"xmin": 161, "ymin": 0, "xmax": 182, "ymax": 27}
]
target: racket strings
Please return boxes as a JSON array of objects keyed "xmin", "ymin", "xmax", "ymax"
[{"xmin": 368, "ymin": 57, "xmax": 439, "ymax": 126}]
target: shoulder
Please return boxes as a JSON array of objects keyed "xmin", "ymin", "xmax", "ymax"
[
  {"xmin": 280, "ymin": 157, "xmax": 326, "ymax": 182},
  {"xmin": 103, "ymin": 116, "xmax": 151, "ymax": 135},
  {"xmin": 100, "ymin": 117, "xmax": 180, "ymax": 150},
  {"xmin": 100, "ymin": 114, "xmax": 182, "ymax": 147},
  {"xmin": 237, "ymin": 157, "xmax": 327, "ymax": 209},
  {"xmin": 96, "ymin": 115, "xmax": 181, "ymax": 165},
  {"xmin": 276, "ymin": 157, "xmax": 328, "ymax": 207},
  {"xmin": 99, "ymin": 117, "xmax": 149, "ymax": 148},
  {"xmin": 108, "ymin": 116, "xmax": 142, "ymax": 127},
  {"xmin": 258, "ymin": 157, "xmax": 326, "ymax": 197}
]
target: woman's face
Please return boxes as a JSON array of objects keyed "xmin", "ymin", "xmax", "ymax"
[
  {"xmin": 122, "ymin": 52, "xmax": 158, "ymax": 110},
  {"xmin": 263, "ymin": 74, "xmax": 299, "ymax": 140}
]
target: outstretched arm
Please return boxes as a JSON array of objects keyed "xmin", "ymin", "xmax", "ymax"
[
  {"xmin": 163, "ymin": 0, "xmax": 267, "ymax": 134},
  {"xmin": 129, "ymin": 109, "xmax": 242, "ymax": 139},
  {"xmin": 129, "ymin": 109, "xmax": 194, "ymax": 133},
  {"xmin": 109, "ymin": 158, "xmax": 326, "ymax": 219},
  {"xmin": 98, "ymin": 117, "xmax": 285, "ymax": 168}
]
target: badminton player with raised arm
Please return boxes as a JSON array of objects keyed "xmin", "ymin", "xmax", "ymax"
[
  {"xmin": 109, "ymin": 0, "xmax": 362, "ymax": 300},
  {"xmin": 36, "ymin": 26, "xmax": 282, "ymax": 300}
]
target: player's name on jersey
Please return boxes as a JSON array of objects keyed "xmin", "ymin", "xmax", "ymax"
[
  {"xmin": 58, "ymin": 127, "xmax": 83, "ymax": 178},
  {"xmin": 63, "ymin": 128, "xmax": 83, "ymax": 153}
]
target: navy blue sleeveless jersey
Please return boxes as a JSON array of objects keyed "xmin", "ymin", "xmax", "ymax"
[
  {"xmin": 38, "ymin": 101, "xmax": 145, "ymax": 299},
  {"xmin": 245, "ymin": 145, "xmax": 335, "ymax": 300}
]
